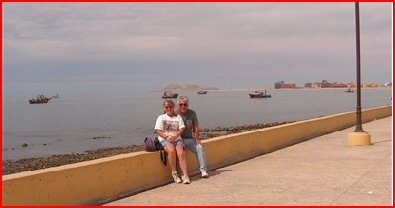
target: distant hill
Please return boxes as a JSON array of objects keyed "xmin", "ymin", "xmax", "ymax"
[{"xmin": 163, "ymin": 84, "xmax": 219, "ymax": 91}]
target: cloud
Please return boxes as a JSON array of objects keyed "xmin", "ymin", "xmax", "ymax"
[{"xmin": 3, "ymin": 2, "xmax": 392, "ymax": 88}]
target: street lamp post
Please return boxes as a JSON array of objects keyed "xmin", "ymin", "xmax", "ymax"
[
  {"xmin": 354, "ymin": 2, "xmax": 363, "ymax": 132},
  {"xmin": 348, "ymin": 2, "xmax": 371, "ymax": 146},
  {"xmin": 355, "ymin": 2, "xmax": 363, "ymax": 132}
]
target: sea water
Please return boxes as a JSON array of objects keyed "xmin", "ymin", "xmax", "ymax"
[{"xmin": 2, "ymin": 88, "xmax": 392, "ymax": 160}]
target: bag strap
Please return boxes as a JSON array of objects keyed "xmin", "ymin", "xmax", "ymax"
[{"xmin": 160, "ymin": 150, "xmax": 167, "ymax": 166}]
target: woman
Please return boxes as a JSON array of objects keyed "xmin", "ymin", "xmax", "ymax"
[{"xmin": 154, "ymin": 99, "xmax": 190, "ymax": 184}]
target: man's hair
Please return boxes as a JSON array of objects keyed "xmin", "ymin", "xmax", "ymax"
[{"xmin": 178, "ymin": 95, "xmax": 189, "ymax": 104}]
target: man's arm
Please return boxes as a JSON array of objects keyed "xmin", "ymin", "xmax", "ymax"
[
  {"xmin": 194, "ymin": 125, "xmax": 202, "ymax": 144},
  {"xmin": 193, "ymin": 111, "xmax": 202, "ymax": 144}
]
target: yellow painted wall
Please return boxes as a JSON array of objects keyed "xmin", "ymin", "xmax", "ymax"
[{"xmin": 2, "ymin": 106, "xmax": 391, "ymax": 205}]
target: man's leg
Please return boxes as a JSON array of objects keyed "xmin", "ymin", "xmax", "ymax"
[{"xmin": 184, "ymin": 138, "xmax": 207, "ymax": 173}]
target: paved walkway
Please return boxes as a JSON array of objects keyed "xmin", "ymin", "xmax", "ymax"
[{"xmin": 106, "ymin": 116, "xmax": 393, "ymax": 206}]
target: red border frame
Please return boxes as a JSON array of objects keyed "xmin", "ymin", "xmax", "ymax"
[
  {"xmin": 1, "ymin": 1, "xmax": 393, "ymax": 207},
  {"xmin": 2, "ymin": 1, "xmax": 394, "ymax": 2}
]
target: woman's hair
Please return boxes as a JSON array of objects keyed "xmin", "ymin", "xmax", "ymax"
[{"xmin": 163, "ymin": 99, "xmax": 175, "ymax": 107}]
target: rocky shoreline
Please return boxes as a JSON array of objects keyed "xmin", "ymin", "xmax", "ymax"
[{"xmin": 2, "ymin": 121, "xmax": 293, "ymax": 175}]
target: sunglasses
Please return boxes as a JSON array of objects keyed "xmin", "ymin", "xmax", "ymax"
[
  {"xmin": 179, "ymin": 103, "xmax": 188, "ymax": 106},
  {"xmin": 165, "ymin": 106, "xmax": 173, "ymax": 109}
]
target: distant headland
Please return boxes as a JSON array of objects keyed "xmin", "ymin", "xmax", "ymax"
[{"xmin": 163, "ymin": 84, "xmax": 219, "ymax": 91}]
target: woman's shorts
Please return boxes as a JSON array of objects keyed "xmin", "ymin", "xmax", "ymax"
[{"xmin": 160, "ymin": 139, "xmax": 184, "ymax": 148}]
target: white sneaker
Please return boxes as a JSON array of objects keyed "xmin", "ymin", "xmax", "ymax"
[
  {"xmin": 172, "ymin": 172, "xmax": 182, "ymax": 183},
  {"xmin": 201, "ymin": 171, "xmax": 209, "ymax": 178},
  {"xmin": 182, "ymin": 175, "xmax": 190, "ymax": 184}
]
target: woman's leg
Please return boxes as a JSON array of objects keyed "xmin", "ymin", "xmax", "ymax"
[
  {"xmin": 175, "ymin": 143, "xmax": 190, "ymax": 184},
  {"xmin": 164, "ymin": 143, "xmax": 176, "ymax": 172},
  {"xmin": 175, "ymin": 144, "xmax": 187, "ymax": 175},
  {"xmin": 161, "ymin": 140, "xmax": 181, "ymax": 183}
]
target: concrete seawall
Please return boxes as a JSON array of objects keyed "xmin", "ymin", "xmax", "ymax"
[{"xmin": 2, "ymin": 106, "xmax": 392, "ymax": 205}]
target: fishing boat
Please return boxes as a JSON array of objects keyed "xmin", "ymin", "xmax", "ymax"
[
  {"xmin": 162, "ymin": 91, "xmax": 178, "ymax": 99},
  {"xmin": 197, "ymin": 89, "xmax": 207, "ymax": 94},
  {"xmin": 28, "ymin": 94, "xmax": 51, "ymax": 104},
  {"xmin": 344, "ymin": 88, "xmax": 354, "ymax": 93},
  {"xmin": 249, "ymin": 89, "xmax": 271, "ymax": 98}
]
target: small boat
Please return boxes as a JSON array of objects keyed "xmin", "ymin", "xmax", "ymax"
[
  {"xmin": 249, "ymin": 89, "xmax": 271, "ymax": 98},
  {"xmin": 162, "ymin": 91, "xmax": 178, "ymax": 99},
  {"xmin": 345, "ymin": 88, "xmax": 354, "ymax": 93},
  {"xmin": 51, "ymin": 93, "xmax": 59, "ymax": 99},
  {"xmin": 197, "ymin": 90, "xmax": 207, "ymax": 94},
  {"xmin": 29, "ymin": 94, "xmax": 51, "ymax": 104}
]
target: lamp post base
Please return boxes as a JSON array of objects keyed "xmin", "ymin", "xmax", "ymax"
[{"xmin": 348, "ymin": 131, "xmax": 371, "ymax": 146}]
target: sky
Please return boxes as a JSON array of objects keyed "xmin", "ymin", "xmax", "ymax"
[{"xmin": 2, "ymin": 3, "xmax": 393, "ymax": 98}]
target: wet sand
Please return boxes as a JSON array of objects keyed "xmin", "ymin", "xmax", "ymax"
[{"xmin": 2, "ymin": 121, "xmax": 293, "ymax": 175}]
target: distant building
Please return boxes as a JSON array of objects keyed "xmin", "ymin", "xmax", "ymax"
[
  {"xmin": 347, "ymin": 83, "xmax": 356, "ymax": 88},
  {"xmin": 332, "ymin": 82, "xmax": 348, "ymax": 88},
  {"xmin": 304, "ymin": 83, "xmax": 312, "ymax": 88},
  {"xmin": 307, "ymin": 80, "xmax": 384, "ymax": 89},
  {"xmin": 384, "ymin": 82, "xmax": 392, "ymax": 87},
  {"xmin": 275, "ymin": 81, "xmax": 297, "ymax": 89},
  {"xmin": 275, "ymin": 81, "xmax": 284, "ymax": 89},
  {"xmin": 312, "ymin": 80, "xmax": 348, "ymax": 88},
  {"xmin": 363, "ymin": 83, "xmax": 380, "ymax": 88}
]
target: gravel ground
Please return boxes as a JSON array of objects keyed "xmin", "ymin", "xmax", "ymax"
[{"xmin": 2, "ymin": 121, "xmax": 293, "ymax": 175}]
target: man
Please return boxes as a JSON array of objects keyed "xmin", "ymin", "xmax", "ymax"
[{"xmin": 177, "ymin": 95, "xmax": 209, "ymax": 178}]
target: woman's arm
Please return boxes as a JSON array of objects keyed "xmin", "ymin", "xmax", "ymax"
[
  {"xmin": 169, "ymin": 128, "xmax": 184, "ymax": 142},
  {"xmin": 156, "ymin": 129, "xmax": 168, "ymax": 140}
]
